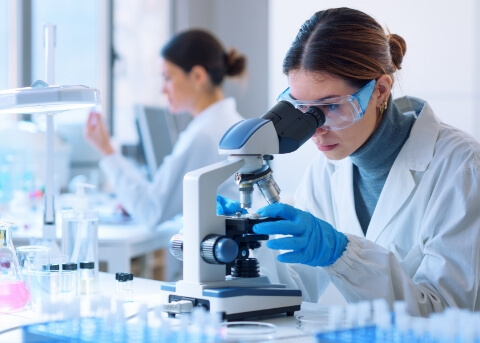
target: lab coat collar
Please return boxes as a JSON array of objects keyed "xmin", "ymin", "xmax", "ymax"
[
  {"xmin": 189, "ymin": 97, "xmax": 237, "ymax": 128},
  {"xmin": 329, "ymin": 96, "xmax": 440, "ymax": 240},
  {"xmin": 395, "ymin": 96, "xmax": 440, "ymax": 172}
]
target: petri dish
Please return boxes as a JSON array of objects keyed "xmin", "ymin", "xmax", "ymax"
[
  {"xmin": 296, "ymin": 306, "xmax": 351, "ymax": 334},
  {"xmin": 296, "ymin": 314, "xmax": 330, "ymax": 333},
  {"xmin": 220, "ymin": 321, "xmax": 277, "ymax": 342}
]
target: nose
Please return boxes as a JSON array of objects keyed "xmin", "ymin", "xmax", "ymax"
[{"xmin": 315, "ymin": 127, "xmax": 329, "ymax": 135}]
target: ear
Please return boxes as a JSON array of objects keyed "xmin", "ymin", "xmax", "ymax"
[
  {"xmin": 189, "ymin": 65, "xmax": 209, "ymax": 87},
  {"xmin": 374, "ymin": 74, "xmax": 393, "ymax": 107}
]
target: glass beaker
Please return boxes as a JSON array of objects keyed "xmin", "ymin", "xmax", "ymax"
[
  {"xmin": 0, "ymin": 221, "xmax": 30, "ymax": 312},
  {"xmin": 16, "ymin": 245, "xmax": 51, "ymax": 311}
]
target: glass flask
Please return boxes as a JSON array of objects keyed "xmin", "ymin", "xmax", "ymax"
[{"xmin": 0, "ymin": 221, "xmax": 30, "ymax": 312}]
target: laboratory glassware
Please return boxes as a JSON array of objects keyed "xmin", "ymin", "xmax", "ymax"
[
  {"xmin": 60, "ymin": 262, "xmax": 78, "ymax": 296},
  {"xmin": 79, "ymin": 261, "xmax": 95, "ymax": 295},
  {"xmin": 0, "ymin": 221, "xmax": 30, "ymax": 312},
  {"xmin": 62, "ymin": 183, "xmax": 99, "ymax": 294},
  {"xmin": 16, "ymin": 245, "xmax": 54, "ymax": 311}
]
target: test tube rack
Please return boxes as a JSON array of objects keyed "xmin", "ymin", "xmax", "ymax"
[
  {"xmin": 22, "ymin": 317, "xmax": 227, "ymax": 343},
  {"xmin": 313, "ymin": 300, "xmax": 480, "ymax": 343}
]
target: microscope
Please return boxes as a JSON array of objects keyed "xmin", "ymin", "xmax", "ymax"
[{"xmin": 160, "ymin": 100, "xmax": 325, "ymax": 320}]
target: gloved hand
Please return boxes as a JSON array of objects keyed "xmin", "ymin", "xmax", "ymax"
[
  {"xmin": 216, "ymin": 195, "xmax": 247, "ymax": 215},
  {"xmin": 253, "ymin": 203, "xmax": 348, "ymax": 267}
]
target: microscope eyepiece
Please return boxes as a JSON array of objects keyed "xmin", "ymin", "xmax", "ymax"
[{"xmin": 305, "ymin": 106, "xmax": 326, "ymax": 128}]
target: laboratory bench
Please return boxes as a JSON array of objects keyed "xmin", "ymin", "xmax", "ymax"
[
  {"xmin": 9, "ymin": 208, "xmax": 182, "ymax": 279},
  {"xmin": 0, "ymin": 272, "xmax": 327, "ymax": 342}
]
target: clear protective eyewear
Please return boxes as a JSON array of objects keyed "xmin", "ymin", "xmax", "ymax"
[{"xmin": 276, "ymin": 79, "xmax": 376, "ymax": 131}]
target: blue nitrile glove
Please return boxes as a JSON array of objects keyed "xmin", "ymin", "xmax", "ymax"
[
  {"xmin": 253, "ymin": 203, "xmax": 348, "ymax": 267},
  {"xmin": 216, "ymin": 195, "xmax": 247, "ymax": 215}
]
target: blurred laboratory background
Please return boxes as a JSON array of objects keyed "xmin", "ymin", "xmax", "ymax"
[{"xmin": 0, "ymin": 0, "xmax": 479, "ymax": 278}]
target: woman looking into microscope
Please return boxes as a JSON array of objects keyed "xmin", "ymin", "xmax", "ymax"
[
  {"xmin": 85, "ymin": 29, "xmax": 246, "ymax": 228},
  {"xmin": 218, "ymin": 7, "xmax": 480, "ymax": 317}
]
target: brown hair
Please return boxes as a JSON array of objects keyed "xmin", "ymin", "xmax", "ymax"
[
  {"xmin": 283, "ymin": 7, "xmax": 406, "ymax": 88},
  {"xmin": 161, "ymin": 29, "xmax": 247, "ymax": 86}
]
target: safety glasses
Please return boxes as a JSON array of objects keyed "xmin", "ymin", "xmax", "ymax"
[{"xmin": 276, "ymin": 79, "xmax": 376, "ymax": 131}]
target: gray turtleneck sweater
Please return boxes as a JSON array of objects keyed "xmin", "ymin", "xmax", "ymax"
[{"xmin": 349, "ymin": 96, "xmax": 416, "ymax": 235}]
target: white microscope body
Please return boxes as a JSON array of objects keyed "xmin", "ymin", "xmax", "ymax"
[{"xmin": 160, "ymin": 101, "xmax": 325, "ymax": 320}]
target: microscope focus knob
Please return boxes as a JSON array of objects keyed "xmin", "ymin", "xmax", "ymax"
[
  {"xmin": 169, "ymin": 233, "xmax": 184, "ymax": 261},
  {"xmin": 201, "ymin": 235, "xmax": 239, "ymax": 264}
]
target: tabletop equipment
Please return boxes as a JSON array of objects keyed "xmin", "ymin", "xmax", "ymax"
[{"xmin": 161, "ymin": 100, "xmax": 325, "ymax": 320}]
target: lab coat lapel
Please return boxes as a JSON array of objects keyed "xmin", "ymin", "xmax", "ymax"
[
  {"xmin": 366, "ymin": 97, "xmax": 438, "ymax": 242},
  {"xmin": 331, "ymin": 160, "xmax": 364, "ymax": 237},
  {"xmin": 366, "ymin": 161, "xmax": 415, "ymax": 242}
]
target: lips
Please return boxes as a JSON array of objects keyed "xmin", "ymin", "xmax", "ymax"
[{"xmin": 316, "ymin": 143, "xmax": 338, "ymax": 152}]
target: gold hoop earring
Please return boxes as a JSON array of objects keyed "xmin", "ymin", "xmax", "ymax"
[{"xmin": 379, "ymin": 100, "xmax": 388, "ymax": 115}]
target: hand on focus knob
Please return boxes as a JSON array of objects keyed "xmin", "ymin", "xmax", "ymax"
[{"xmin": 253, "ymin": 203, "xmax": 347, "ymax": 267}]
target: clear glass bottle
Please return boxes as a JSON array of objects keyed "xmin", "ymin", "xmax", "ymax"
[
  {"xmin": 79, "ymin": 261, "xmax": 95, "ymax": 295},
  {"xmin": 49, "ymin": 263, "xmax": 60, "ymax": 296},
  {"xmin": 61, "ymin": 262, "xmax": 78, "ymax": 296},
  {"xmin": 62, "ymin": 183, "xmax": 98, "ymax": 293},
  {"xmin": 0, "ymin": 221, "xmax": 29, "ymax": 311},
  {"xmin": 125, "ymin": 273, "xmax": 134, "ymax": 302},
  {"xmin": 116, "ymin": 273, "xmax": 127, "ymax": 301}
]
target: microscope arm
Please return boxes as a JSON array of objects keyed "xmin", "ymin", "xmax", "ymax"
[{"xmin": 183, "ymin": 157, "xmax": 245, "ymax": 283}]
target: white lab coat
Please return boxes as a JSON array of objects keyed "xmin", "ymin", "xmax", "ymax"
[
  {"xmin": 257, "ymin": 96, "xmax": 480, "ymax": 317},
  {"xmin": 100, "ymin": 98, "xmax": 244, "ymax": 228}
]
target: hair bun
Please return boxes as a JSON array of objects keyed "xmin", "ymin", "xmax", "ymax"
[
  {"xmin": 225, "ymin": 48, "xmax": 247, "ymax": 77},
  {"xmin": 388, "ymin": 33, "xmax": 407, "ymax": 70}
]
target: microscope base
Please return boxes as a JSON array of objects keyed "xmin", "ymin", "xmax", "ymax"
[{"xmin": 160, "ymin": 282, "xmax": 302, "ymax": 321}]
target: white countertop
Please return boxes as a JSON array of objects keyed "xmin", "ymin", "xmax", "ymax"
[{"xmin": 0, "ymin": 272, "xmax": 335, "ymax": 342}]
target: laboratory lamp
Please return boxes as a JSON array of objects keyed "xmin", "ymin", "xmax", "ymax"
[
  {"xmin": 0, "ymin": 81, "xmax": 101, "ymax": 253},
  {"xmin": 0, "ymin": 82, "xmax": 101, "ymax": 114},
  {"xmin": 0, "ymin": 24, "xmax": 101, "ymax": 257}
]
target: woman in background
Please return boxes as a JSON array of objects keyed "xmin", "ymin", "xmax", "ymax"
[{"xmin": 85, "ymin": 29, "xmax": 247, "ymax": 228}]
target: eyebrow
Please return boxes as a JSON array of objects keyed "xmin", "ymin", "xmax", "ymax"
[{"xmin": 289, "ymin": 91, "xmax": 343, "ymax": 102}]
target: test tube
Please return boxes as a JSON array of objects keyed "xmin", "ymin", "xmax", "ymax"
[
  {"xmin": 49, "ymin": 264, "xmax": 60, "ymax": 296},
  {"xmin": 372, "ymin": 298, "xmax": 391, "ymax": 329},
  {"xmin": 115, "ymin": 272, "xmax": 121, "ymax": 294},
  {"xmin": 79, "ymin": 261, "xmax": 95, "ymax": 295},
  {"xmin": 125, "ymin": 273, "xmax": 134, "ymax": 302},
  {"xmin": 117, "ymin": 273, "xmax": 127, "ymax": 301},
  {"xmin": 61, "ymin": 262, "xmax": 77, "ymax": 296},
  {"xmin": 328, "ymin": 305, "xmax": 344, "ymax": 330}
]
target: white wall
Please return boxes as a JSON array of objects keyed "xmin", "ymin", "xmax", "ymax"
[
  {"xmin": 112, "ymin": 0, "xmax": 170, "ymax": 145},
  {"xmin": 170, "ymin": 0, "xmax": 269, "ymax": 119},
  {"xmin": 269, "ymin": 0, "xmax": 480, "ymax": 199},
  {"xmin": 112, "ymin": 0, "xmax": 269, "ymax": 146}
]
